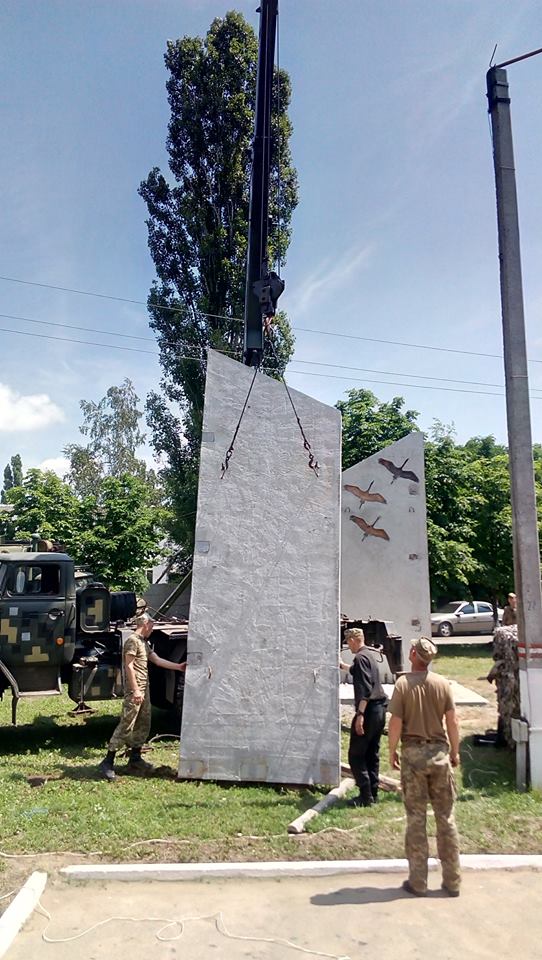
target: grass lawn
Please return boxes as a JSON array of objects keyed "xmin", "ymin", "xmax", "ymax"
[{"xmin": 1, "ymin": 648, "xmax": 541, "ymax": 890}]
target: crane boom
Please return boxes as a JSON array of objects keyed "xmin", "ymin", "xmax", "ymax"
[{"xmin": 243, "ymin": 0, "xmax": 284, "ymax": 367}]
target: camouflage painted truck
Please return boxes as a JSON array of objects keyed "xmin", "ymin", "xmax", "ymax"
[{"xmin": 0, "ymin": 546, "xmax": 188, "ymax": 725}]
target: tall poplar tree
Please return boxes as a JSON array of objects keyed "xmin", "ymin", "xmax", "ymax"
[{"xmin": 139, "ymin": 11, "xmax": 298, "ymax": 555}]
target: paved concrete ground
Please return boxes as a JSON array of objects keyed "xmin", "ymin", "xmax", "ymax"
[
  {"xmin": 9, "ymin": 869, "xmax": 542, "ymax": 960},
  {"xmin": 433, "ymin": 634, "xmax": 493, "ymax": 646}
]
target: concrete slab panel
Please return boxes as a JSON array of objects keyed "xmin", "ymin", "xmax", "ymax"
[
  {"xmin": 341, "ymin": 433, "xmax": 431, "ymax": 667},
  {"xmin": 340, "ymin": 680, "xmax": 488, "ymax": 708},
  {"xmin": 179, "ymin": 350, "xmax": 341, "ymax": 785}
]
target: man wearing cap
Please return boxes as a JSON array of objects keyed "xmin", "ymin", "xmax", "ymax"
[
  {"xmin": 502, "ymin": 592, "xmax": 517, "ymax": 626},
  {"xmin": 341, "ymin": 627, "xmax": 388, "ymax": 807},
  {"xmin": 388, "ymin": 637, "xmax": 461, "ymax": 897},
  {"xmin": 97, "ymin": 614, "xmax": 187, "ymax": 781}
]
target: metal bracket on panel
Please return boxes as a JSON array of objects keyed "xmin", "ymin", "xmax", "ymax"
[
  {"xmin": 511, "ymin": 718, "xmax": 529, "ymax": 743},
  {"xmin": 195, "ymin": 541, "xmax": 211, "ymax": 554},
  {"xmin": 201, "ymin": 432, "xmax": 215, "ymax": 443}
]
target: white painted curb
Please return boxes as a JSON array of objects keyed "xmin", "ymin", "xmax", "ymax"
[
  {"xmin": 61, "ymin": 854, "xmax": 542, "ymax": 882},
  {"xmin": 0, "ymin": 871, "xmax": 47, "ymax": 959}
]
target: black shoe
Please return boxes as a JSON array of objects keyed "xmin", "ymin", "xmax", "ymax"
[
  {"xmin": 98, "ymin": 759, "xmax": 116, "ymax": 781},
  {"xmin": 441, "ymin": 884, "xmax": 460, "ymax": 898},
  {"xmin": 345, "ymin": 794, "xmax": 373, "ymax": 808},
  {"xmin": 402, "ymin": 880, "xmax": 426, "ymax": 897}
]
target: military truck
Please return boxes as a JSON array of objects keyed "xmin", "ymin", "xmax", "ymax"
[{"xmin": 0, "ymin": 547, "xmax": 188, "ymax": 725}]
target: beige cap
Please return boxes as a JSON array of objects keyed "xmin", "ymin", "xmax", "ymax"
[{"xmin": 411, "ymin": 637, "xmax": 438, "ymax": 664}]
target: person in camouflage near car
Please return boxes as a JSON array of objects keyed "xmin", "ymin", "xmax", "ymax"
[
  {"xmin": 97, "ymin": 614, "xmax": 186, "ymax": 781},
  {"xmin": 387, "ymin": 637, "xmax": 461, "ymax": 898},
  {"xmin": 487, "ymin": 624, "xmax": 520, "ymax": 748}
]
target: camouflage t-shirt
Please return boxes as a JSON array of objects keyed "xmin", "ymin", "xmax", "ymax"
[
  {"xmin": 123, "ymin": 632, "xmax": 151, "ymax": 690},
  {"xmin": 388, "ymin": 672, "xmax": 455, "ymax": 744}
]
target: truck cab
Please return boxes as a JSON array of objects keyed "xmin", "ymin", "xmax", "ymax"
[{"xmin": 0, "ymin": 552, "xmax": 77, "ymax": 720}]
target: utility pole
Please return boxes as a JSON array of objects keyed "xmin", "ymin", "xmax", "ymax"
[
  {"xmin": 243, "ymin": 0, "xmax": 284, "ymax": 367},
  {"xmin": 487, "ymin": 60, "xmax": 542, "ymax": 788}
]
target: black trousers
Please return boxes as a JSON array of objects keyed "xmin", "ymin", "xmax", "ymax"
[{"xmin": 348, "ymin": 701, "xmax": 387, "ymax": 803}]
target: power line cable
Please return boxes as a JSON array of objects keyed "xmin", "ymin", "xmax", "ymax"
[
  {"xmin": 2, "ymin": 273, "xmax": 542, "ymax": 366},
  {"xmin": 4, "ymin": 309, "xmax": 542, "ymax": 394},
  {"xmin": 289, "ymin": 357, "xmax": 540, "ymax": 392},
  {"xmin": 0, "ymin": 311, "xmax": 156, "ymax": 343},
  {"xmin": 284, "ymin": 367, "xmax": 542, "ymax": 400},
  {"xmin": 2, "ymin": 323, "xmax": 542, "ymax": 400},
  {"xmin": 293, "ymin": 324, "xmax": 542, "ymax": 365},
  {"xmin": 0, "ymin": 325, "xmax": 187, "ymax": 360},
  {"xmin": 0, "ymin": 275, "xmax": 240, "ymax": 325}
]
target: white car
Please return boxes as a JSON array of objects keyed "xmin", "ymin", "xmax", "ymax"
[{"xmin": 431, "ymin": 601, "xmax": 503, "ymax": 638}]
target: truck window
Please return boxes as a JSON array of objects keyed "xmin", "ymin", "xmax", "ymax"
[{"xmin": 6, "ymin": 564, "xmax": 61, "ymax": 596}]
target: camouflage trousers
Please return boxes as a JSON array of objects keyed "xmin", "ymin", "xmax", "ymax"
[
  {"xmin": 400, "ymin": 741, "xmax": 461, "ymax": 894},
  {"xmin": 108, "ymin": 686, "xmax": 151, "ymax": 751}
]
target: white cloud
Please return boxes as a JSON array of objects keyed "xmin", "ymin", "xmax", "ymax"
[
  {"xmin": 38, "ymin": 456, "xmax": 70, "ymax": 477},
  {"xmin": 0, "ymin": 383, "xmax": 65, "ymax": 432}
]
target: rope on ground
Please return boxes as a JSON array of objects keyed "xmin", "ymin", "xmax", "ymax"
[
  {"xmin": 36, "ymin": 901, "xmax": 350, "ymax": 959},
  {"xmin": 0, "ymin": 889, "xmax": 16, "ymax": 901}
]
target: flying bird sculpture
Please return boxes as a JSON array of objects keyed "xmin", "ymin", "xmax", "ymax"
[
  {"xmin": 350, "ymin": 514, "xmax": 390, "ymax": 542},
  {"xmin": 378, "ymin": 456, "xmax": 419, "ymax": 484},
  {"xmin": 343, "ymin": 480, "xmax": 387, "ymax": 507}
]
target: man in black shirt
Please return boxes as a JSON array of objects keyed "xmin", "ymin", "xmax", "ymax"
[{"xmin": 341, "ymin": 627, "xmax": 388, "ymax": 807}]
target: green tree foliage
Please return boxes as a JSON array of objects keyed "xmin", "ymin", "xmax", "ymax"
[
  {"xmin": 139, "ymin": 11, "xmax": 298, "ymax": 553},
  {"xmin": 0, "ymin": 469, "xmax": 79, "ymax": 544},
  {"xmin": 76, "ymin": 475, "xmax": 164, "ymax": 592},
  {"xmin": 64, "ymin": 379, "xmax": 148, "ymax": 498},
  {"xmin": 467, "ymin": 450, "xmax": 513, "ymax": 605},
  {"xmin": 337, "ymin": 388, "xmax": 420, "ymax": 469},
  {"xmin": 0, "ymin": 469, "xmax": 163, "ymax": 593},
  {"xmin": 1, "ymin": 454, "xmax": 23, "ymax": 502},
  {"xmin": 424, "ymin": 431, "xmax": 479, "ymax": 600}
]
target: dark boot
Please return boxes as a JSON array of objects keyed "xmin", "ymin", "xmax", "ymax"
[
  {"xmin": 346, "ymin": 793, "xmax": 373, "ymax": 808},
  {"xmin": 126, "ymin": 747, "xmax": 155, "ymax": 775},
  {"xmin": 98, "ymin": 751, "xmax": 116, "ymax": 781}
]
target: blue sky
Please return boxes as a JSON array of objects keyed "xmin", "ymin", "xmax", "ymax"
[{"xmin": 1, "ymin": 0, "xmax": 542, "ymax": 476}]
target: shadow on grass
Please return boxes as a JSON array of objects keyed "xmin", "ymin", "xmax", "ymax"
[
  {"xmin": 0, "ymin": 707, "xmax": 180, "ymax": 758},
  {"xmin": 49, "ymin": 760, "xmax": 178, "ymax": 782},
  {"xmin": 458, "ymin": 733, "xmax": 516, "ymax": 797}
]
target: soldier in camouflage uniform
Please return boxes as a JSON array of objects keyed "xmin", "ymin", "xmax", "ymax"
[
  {"xmin": 388, "ymin": 637, "xmax": 461, "ymax": 898},
  {"xmin": 487, "ymin": 625, "xmax": 520, "ymax": 749},
  {"xmin": 98, "ymin": 614, "xmax": 186, "ymax": 781}
]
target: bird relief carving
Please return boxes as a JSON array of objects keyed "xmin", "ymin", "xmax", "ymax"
[
  {"xmin": 378, "ymin": 457, "xmax": 419, "ymax": 484},
  {"xmin": 343, "ymin": 454, "xmax": 420, "ymax": 547},
  {"xmin": 343, "ymin": 480, "xmax": 390, "ymax": 544}
]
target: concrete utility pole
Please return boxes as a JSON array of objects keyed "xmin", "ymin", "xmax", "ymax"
[{"xmin": 487, "ymin": 63, "xmax": 542, "ymax": 788}]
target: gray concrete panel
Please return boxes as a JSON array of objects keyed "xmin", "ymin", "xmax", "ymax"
[
  {"xmin": 179, "ymin": 350, "xmax": 341, "ymax": 785},
  {"xmin": 341, "ymin": 433, "xmax": 431, "ymax": 666}
]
